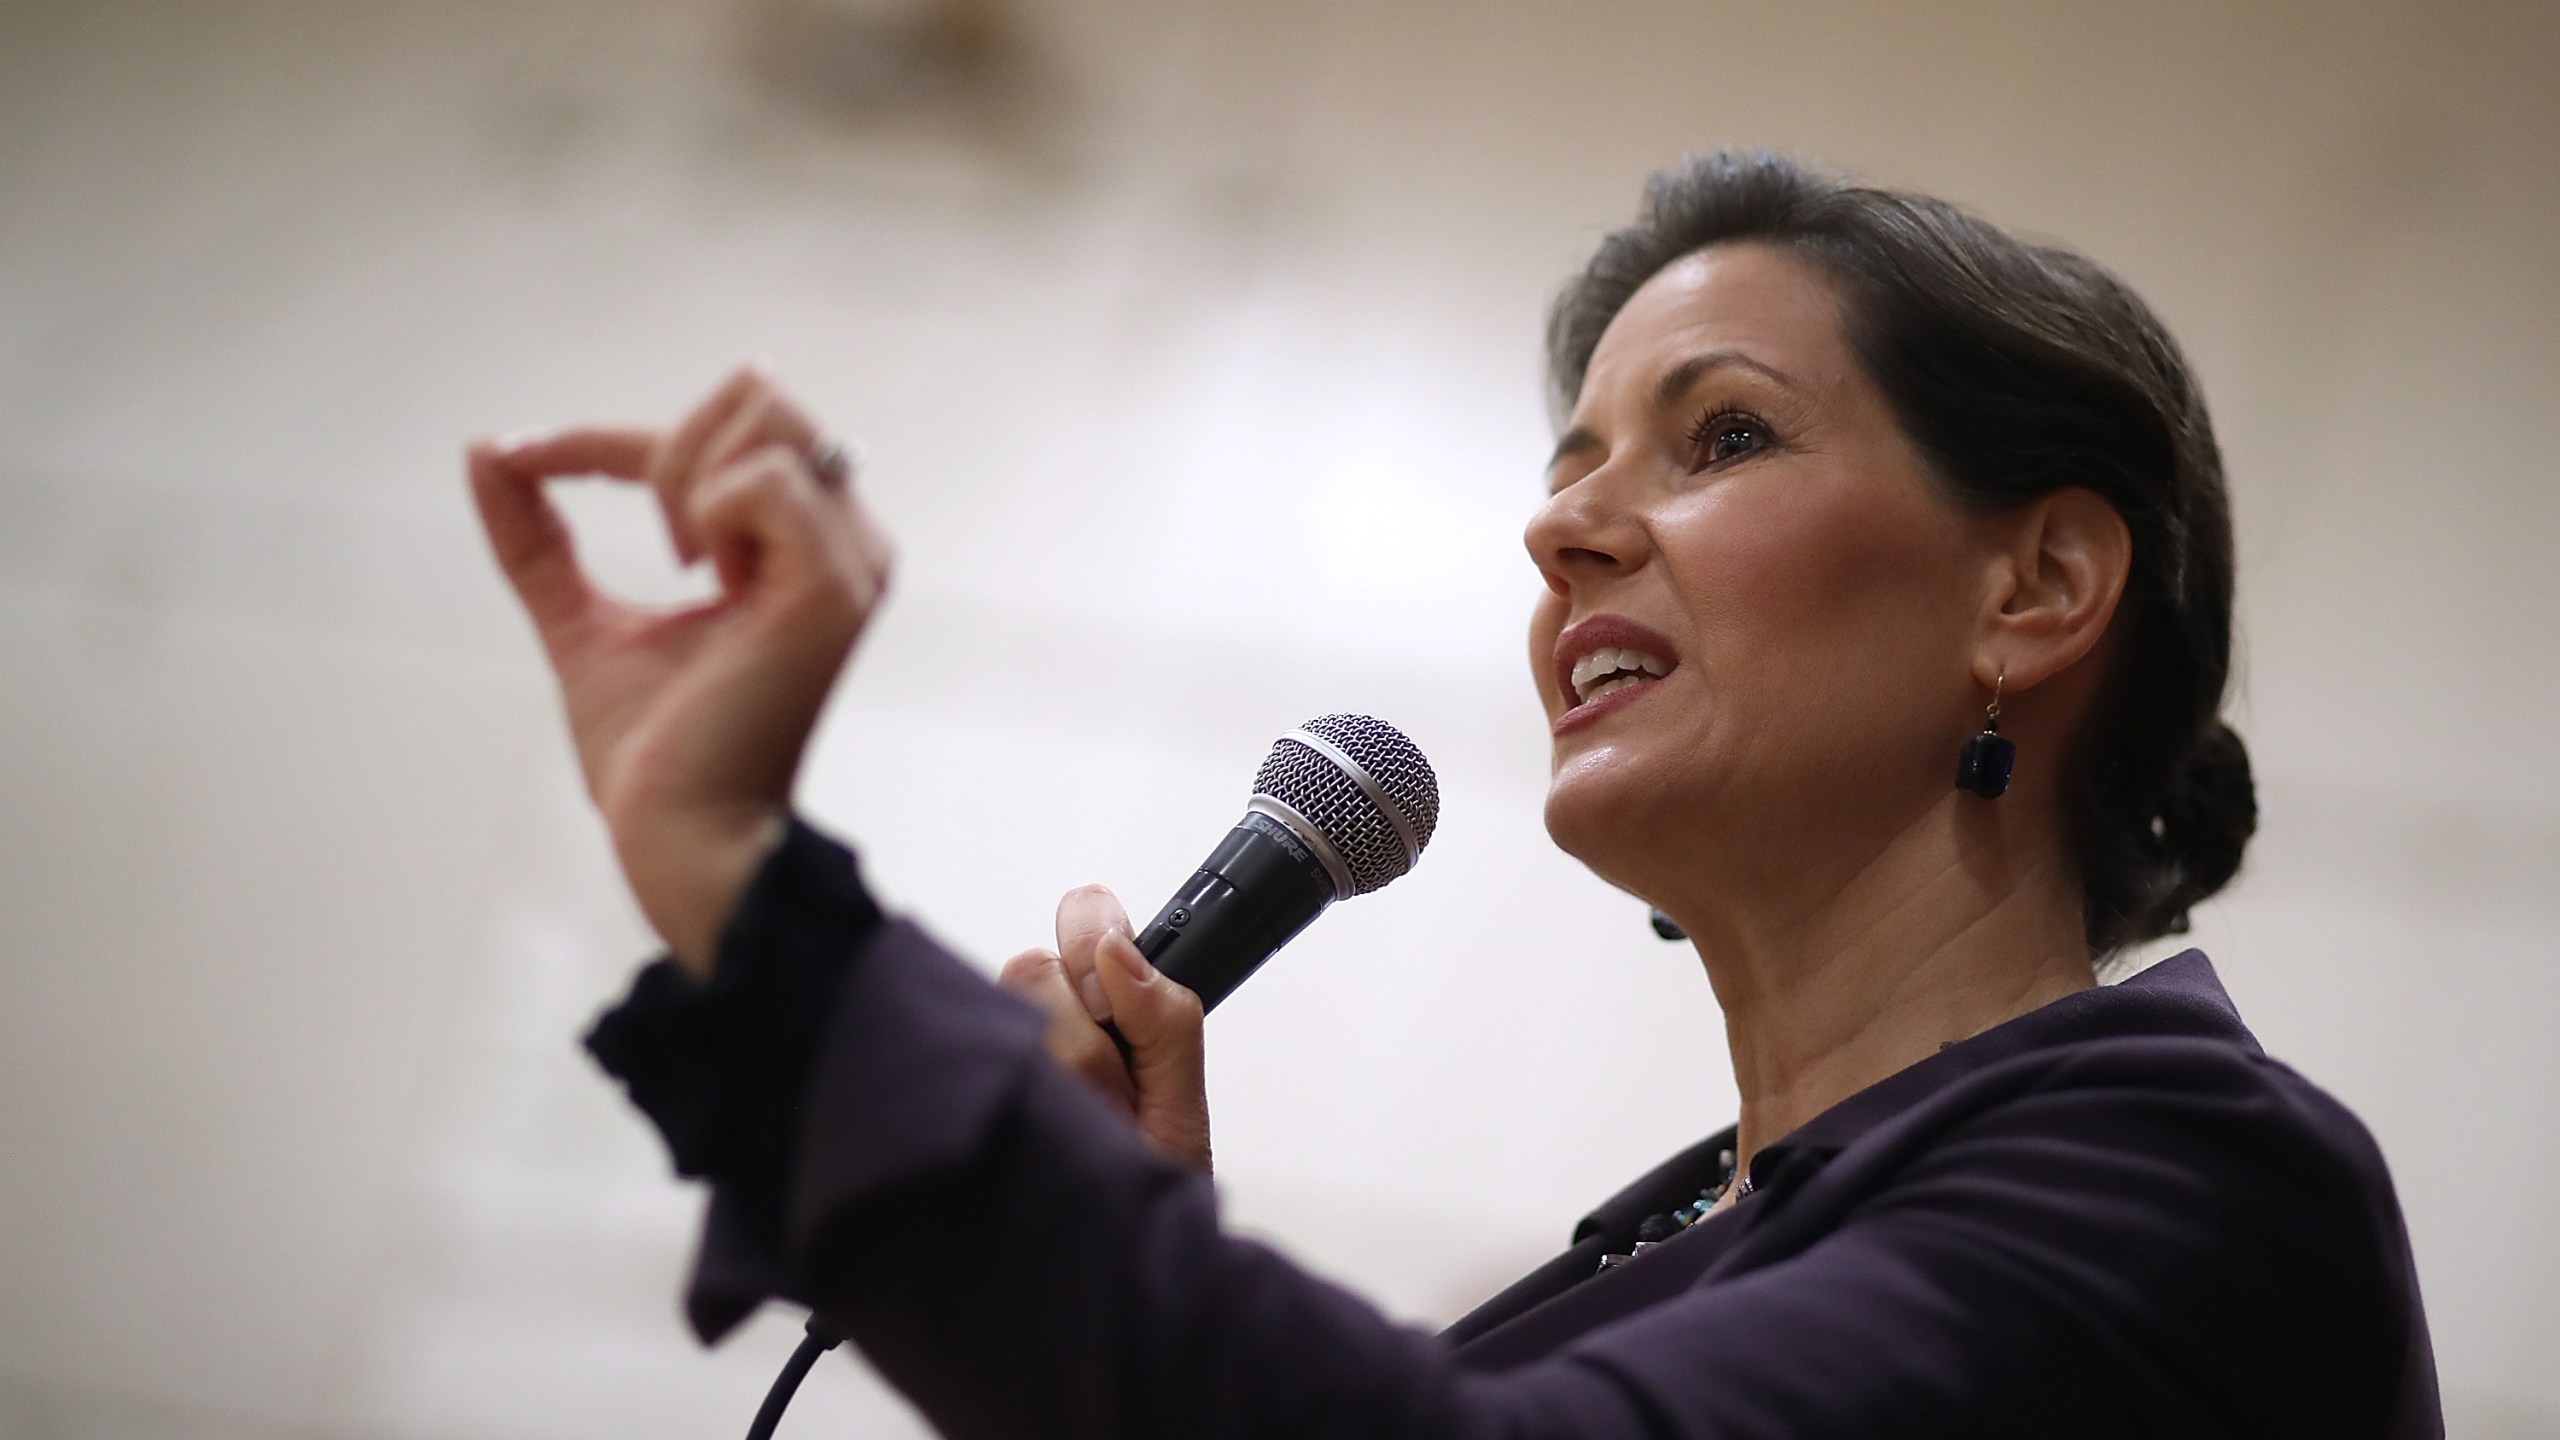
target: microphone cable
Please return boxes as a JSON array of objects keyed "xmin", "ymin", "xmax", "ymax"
[{"xmin": 745, "ymin": 1315, "xmax": 843, "ymax": 1440}]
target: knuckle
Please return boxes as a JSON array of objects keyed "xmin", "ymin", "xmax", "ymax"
[
  {"xmin": 1040, "ymin": 1008, "xmax": 1090, "ymax": 1057},
  {"xmin": 1071, "ymin": 1047, "xmax": 1121, "ymax": 1087},
  {"xmin": 997, "ymin": 948, "xmax": 1057, "ymax": 986},
  {"xmin": 721, "ymin": 453, "xmax": 802, "ymax": 509},
  {"xmin": 737, "ymin": 442, "xmax": 798, "ymax": 481},
  {"xmin": 801, "ymin": 579, "xmax": 866, "ymax": 635},
  {"xmin": 1143, "ymin": 986, "xmax": 1204, "ymax": 1034},
  {"xmin": 764, "ymin": 393, "xmax": 813, "ymax": 432}
]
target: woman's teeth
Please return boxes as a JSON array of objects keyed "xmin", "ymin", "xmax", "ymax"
[{"xmin": 1569, "ymin": 645, "xmax": 1672, "ymax": 705}]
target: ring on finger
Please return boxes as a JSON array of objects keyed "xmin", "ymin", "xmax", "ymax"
[{"xmin": 807, "ymin": 438, "xmax": 858, "ymax": 492}]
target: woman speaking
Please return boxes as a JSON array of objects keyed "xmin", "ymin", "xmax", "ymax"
[{"xmin": 469, "ymin": 151, "xmax": 2440, "ymax": 1437}]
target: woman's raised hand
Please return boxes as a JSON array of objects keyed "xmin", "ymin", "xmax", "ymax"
[
  {"xmin": 469, "ymin": 367, "xmax": 893, "ymax": 977},
  {"xmin": 1000, "ymin": 885, "xmax": 1212, "ymax": 1171}
]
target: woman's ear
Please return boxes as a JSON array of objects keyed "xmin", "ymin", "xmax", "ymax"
[{"xmin": 1975, "ymin": 487, "xmax": 2131, "ymax": 691}]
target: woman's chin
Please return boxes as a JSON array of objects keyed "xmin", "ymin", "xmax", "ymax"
[{"xmin": 1542, "ymin": 759, "xmax": 1680, "ymax": 872}]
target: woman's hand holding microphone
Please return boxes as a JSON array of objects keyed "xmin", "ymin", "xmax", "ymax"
[
  {"xmin": 469, "ymin": 366, "xmax": 1209, "ymax": 1169},
  {"xmin": 998, "ymin": 885, "xmax": 1211, "ymax": 1172}
]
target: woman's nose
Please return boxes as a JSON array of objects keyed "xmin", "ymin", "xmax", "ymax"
[{"xmin": 1525, "ymin": 467, "xmax": 1646, "ymax": 595}]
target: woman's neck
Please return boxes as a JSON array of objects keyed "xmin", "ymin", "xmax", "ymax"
[{"xmin": 1660, "ymin": 800, "xmax": 2097, "ymax": 1176}]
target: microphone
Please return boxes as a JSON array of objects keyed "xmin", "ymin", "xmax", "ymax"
[
  {"xmin": 1132, "ymin": 714, "xmax": 1441, "ymax": 1013},
  {"xmin": 745, "ymin": 717, "xmax": 1437, "ymax": 1440}
]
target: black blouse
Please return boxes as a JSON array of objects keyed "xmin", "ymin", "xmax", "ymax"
[{"xmin": 587, "ymin": 818, "xmax": 2443, "ymax": 1438}]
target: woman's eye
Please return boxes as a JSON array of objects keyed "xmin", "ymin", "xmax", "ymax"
[{"xmin": 1688, "ymin": 410, "xmax": 1771, "ymax": 468}]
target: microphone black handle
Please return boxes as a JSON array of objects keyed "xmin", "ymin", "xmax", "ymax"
[{"xmin": 1131, "ymin": 810, "xmax": 1338, "ymax": 1015}]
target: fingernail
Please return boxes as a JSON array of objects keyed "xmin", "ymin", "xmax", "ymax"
[{"xmin": 1076, "ymin": 970, "xmax": 1112, "ymax": 1022}]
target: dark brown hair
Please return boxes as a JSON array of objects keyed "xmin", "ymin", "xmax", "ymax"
[{"xmin": 1549, "ymin": 150, "xmax": 2255, "ymax": 955}]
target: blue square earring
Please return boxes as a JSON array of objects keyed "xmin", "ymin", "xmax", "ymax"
[{"xmin": 1956, "ymin": 670, "xmax": 2015, "ymax": 799}]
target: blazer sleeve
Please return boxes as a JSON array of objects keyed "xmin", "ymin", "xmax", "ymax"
[{"xmin": 586, "ymin": 820, "xmax": 2421, "ymax": 1440}]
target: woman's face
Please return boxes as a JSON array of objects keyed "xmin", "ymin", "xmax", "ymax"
[{"xmin": 1527, "ymin": 243, "xmax": 1994, "ymax": 902}]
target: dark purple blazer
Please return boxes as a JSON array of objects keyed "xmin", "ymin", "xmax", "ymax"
[{"xmin": 587, "ymin": 821, "xmax": 2442, "ymax": 1439}]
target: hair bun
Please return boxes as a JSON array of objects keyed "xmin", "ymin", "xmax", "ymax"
[{"xmin": 2145, "ymin": 720, "xmax": 2258, "ymax": 935}]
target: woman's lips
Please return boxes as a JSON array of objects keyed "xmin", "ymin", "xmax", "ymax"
[
  {"xmin": 1552, "ymin": 669, "xmax": 1669, "ymax": 735},
  {"xmin": 1551, "ymin": 614, "xmax": 1680, "ymax": 736}
]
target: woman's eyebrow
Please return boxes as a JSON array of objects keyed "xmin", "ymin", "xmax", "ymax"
[
  {"xmin": 1654, "ymin": 349, "xmax": 1794, "ymax": 406},
  {"xmin": 1548, "ymin": 350, "xmax": 1797, "ymax": 470},
  {"xmin": 1548, "ymin": 426, "xmax": 1604, "ymax": 471}
]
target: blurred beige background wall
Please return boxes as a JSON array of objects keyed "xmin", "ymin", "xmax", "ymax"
[{"xmin": 1, "ymin": 0, "xmax": 2553, "ymax": 1435}]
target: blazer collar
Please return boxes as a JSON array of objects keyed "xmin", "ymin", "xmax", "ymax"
[
  {"xmin": 1757, "ymin": 948, "xmax": 2256, "ymax": 1172},
  {"xmin": 1572, "ymin": 1126, "xmax": 1741, "ymax": 1246},
  {"xmin": 1577, "ymin": 949, "xmax": 2253, "ymax": 1234},
  {"xmin": 1457, "ymin": 951, "xmax": 2256, "ymax": 1361}
]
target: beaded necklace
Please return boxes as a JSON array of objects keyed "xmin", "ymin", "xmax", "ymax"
[{"xmin": 1596, "ymin": 1147, "xmax": 1754, "ymax": 1272}]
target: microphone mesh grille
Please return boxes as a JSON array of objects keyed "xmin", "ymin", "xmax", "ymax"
[{"xmin": 1250, "ymin": 714, "xmax": 1441, "ymax": 896}]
